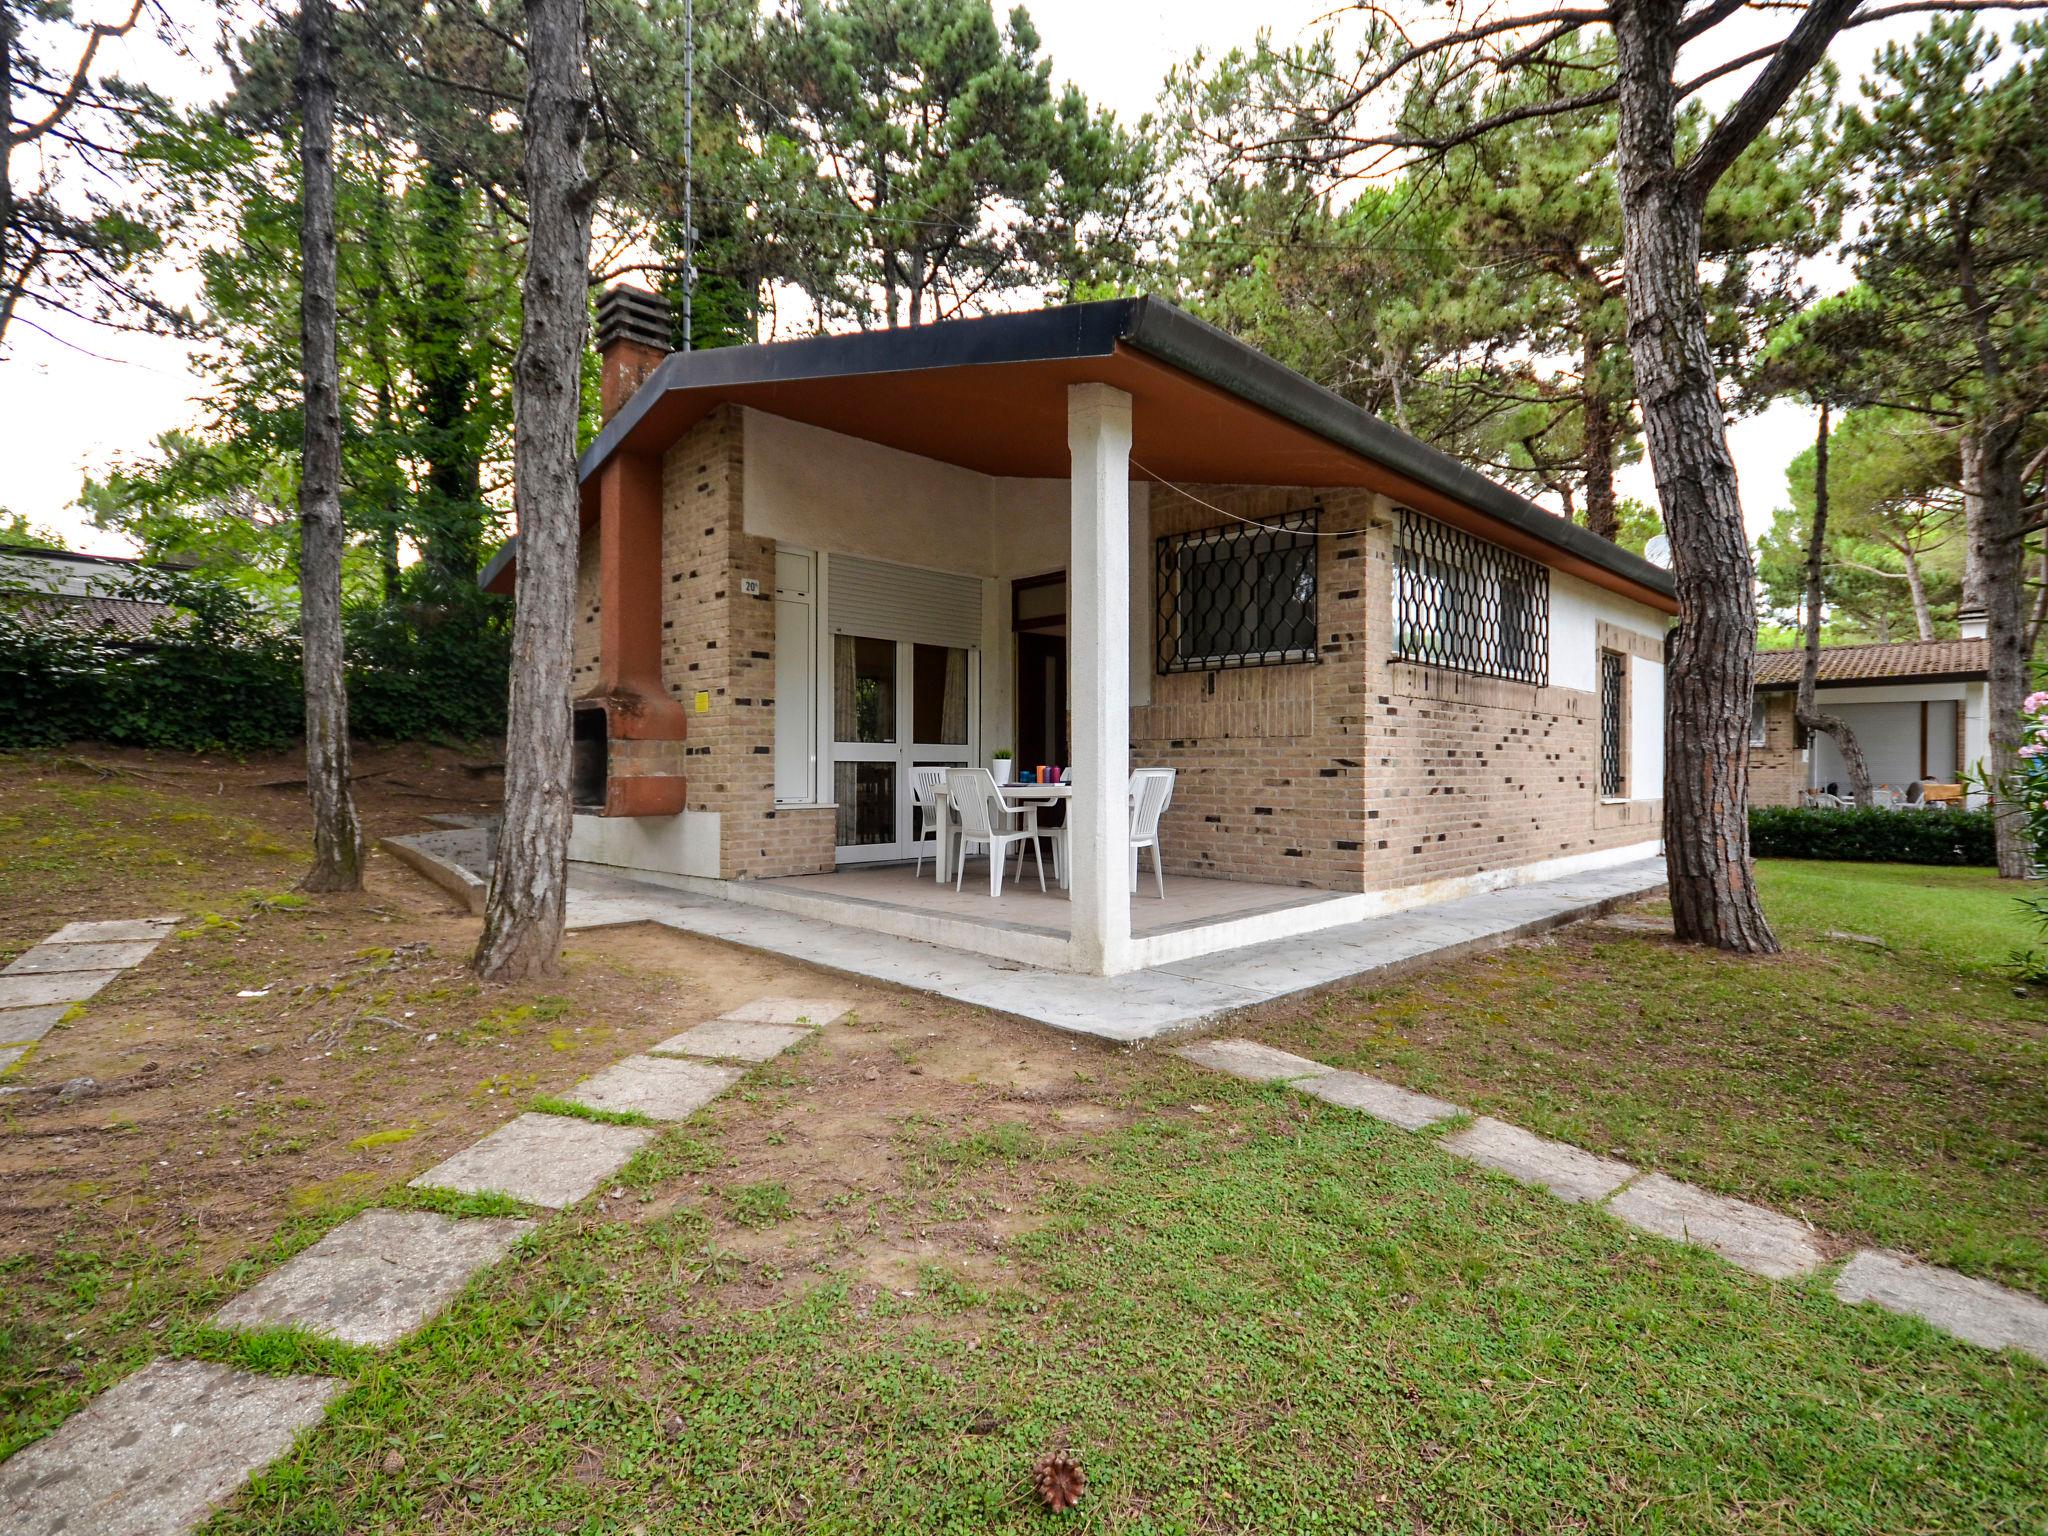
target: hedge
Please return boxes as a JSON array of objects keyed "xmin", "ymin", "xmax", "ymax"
[
  {"xmin": 1749, "ymin": 804, "xmax": 1996, "ymax": 866},
  {"xmin": 0, "ymin": 571, "xmax": 509, "ymax": 753}
]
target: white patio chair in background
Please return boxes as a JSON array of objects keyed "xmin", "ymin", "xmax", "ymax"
[
  {"xmin": 909, "ymin": 766, "xmax": 949, "ymax": 877},
  {"xmin": 947, "ymin": 767, "xmax": 1045, "ymax": 898},
  {"xmin": 1128, "ymin": 768, "xmax": 1176, "ymax": 898},
  {"xmin": 1871, "ymin": 784, "xmax": 1904, "ymax": 809}
]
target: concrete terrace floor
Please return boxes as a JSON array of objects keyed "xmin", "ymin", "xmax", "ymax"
[{"xmin": 558, "ymin": 857, "xmax": 1670, "ymax": 1043}]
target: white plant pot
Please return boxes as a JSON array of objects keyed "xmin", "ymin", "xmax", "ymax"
[{"xmin": 990, "ymin": 759, "xmax": 1014, "ymax": 785}]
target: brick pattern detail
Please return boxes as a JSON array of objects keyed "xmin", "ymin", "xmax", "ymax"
[
  {"xmin": 572, "ymin": 536, "xmax": 601, "ymax": 692},
  {"xmin": 1750, "ymin": 691, "xmax": 1806, "ymax": 806},
  {"xmin": 1133, "ymin": 486, "xmax": 1373, "ymax": 889},
  {"xmin": 1133, "ymin": 488, "xmax": 1663, "ymax": 892},
  {"xmin": 658, "ymin": 407, "xmax": 834, "ymax": 880}
]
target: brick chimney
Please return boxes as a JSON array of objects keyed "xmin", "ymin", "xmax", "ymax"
[{"xmin": 595, "ymin": 285, "xmax": 671, "ymax": 421}]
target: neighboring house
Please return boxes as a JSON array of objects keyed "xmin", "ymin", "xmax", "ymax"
[
  {"xmin": 485, "ymin": 292, "xmax": 1675, "ymax": 976},
  {"xmin": 0, "ymin": 545, "xmax": 175, "ymax": 639},
  {"xmin": 1749, "ymin": 625, "xmax": 1991, "ymax": 806}
]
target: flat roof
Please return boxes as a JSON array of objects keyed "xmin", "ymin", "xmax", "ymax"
[{"xmin": 484, "ymin": 297, "xmax": 1676, "ymax": 612}]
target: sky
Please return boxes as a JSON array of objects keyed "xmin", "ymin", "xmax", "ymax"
[{"xmin": 0, "ymin": 0, "xmax": 1963, "ymax": 555}]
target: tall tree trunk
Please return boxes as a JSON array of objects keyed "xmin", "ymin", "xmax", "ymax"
[
  {"xmin": 1795, "ymin": 403, "xmax": 1873, "ymax": 805},
  {"xmin": 1899, "ymin": 544, "xmax": 1933, "ymax": 641},
  {"xmin": 295, "ymin": 0, "xmax": 363, "ymax": 893},
  {"xmin": 1581, "ymin": 330, "xmax": 1620, "ymax": 544},
  {"xmin": 1612, "ymin": 2, "xmax": 1777, "ymax": 954},
  {"xmin": 1966, "ymin": 421, "xmax": 2032, "ymax": 878},
  {"xmin": 0, "ymin": 2, "xmax": 16, "ymax": 348},
  {"xmin": 474, "ymin": 0, "xmax": 594, "ymax": 980}
]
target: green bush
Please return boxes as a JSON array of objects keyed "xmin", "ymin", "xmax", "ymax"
[
  {"xmin": 1749, "ymin": 803, "xmax": 1996, "ymax": 866},
  {"xmin": 0, "ymin": 570, "xmax": 508, "ymax": 753}
]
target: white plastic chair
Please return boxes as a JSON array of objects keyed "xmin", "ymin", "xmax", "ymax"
[
  {"xmin": 1128, "ymin": 768, "xmax": 1175, "ymax": 898},
  {"xmin": 909, "ymin": 766, "xmax": 949, "ymax": 877},
  {"xmin": 947, "ymin": 767, "xmax": 1045, "ymax": 898}
]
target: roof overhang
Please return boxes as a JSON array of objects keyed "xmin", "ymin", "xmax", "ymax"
[
  {"xmin": 1755, "ymin": 670, "xmax": 1987, "ymax": 691},
  {"xmin": 482, "ymin": 298, "xmax": 1677, "ymax": 613}
]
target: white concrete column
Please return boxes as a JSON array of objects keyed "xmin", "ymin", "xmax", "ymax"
[
  {"xmin": 1067, "ymin": 383, "xmax": 1133, "ymax": 975},
  {"xmin": 1963, "ymin": 680, "xmax": 1992, "ymax": 807}
]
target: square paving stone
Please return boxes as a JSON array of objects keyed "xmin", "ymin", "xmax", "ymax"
[
  {"xmin": 210, "ymin": 1208, "xmax": 533, "ymax": 1347},
  {"xmin": 0, "ymin": 970, "xmax": 122, "ymax": 1010},
  {"xmin": 410, "ymin": 1113, "xmax": 653, "ymax": 1208},
  {"xmin": 1441, "ymin": 1117, "xmax": 1635, "ymax": 1205},
  {"xmin": 0, "ymin": 1004, "xmax": 65, "ymax": 1044},
  {"xmin": 1834, "ymin": 1249, "xmax": 2048, "ymax": 1362},
  {"xmin": 1606, "ymin": 1173, "xmax": 1822, "ymax": 1279},
  {"xmin": 1293, "ymin": 1070, "xmax": 1461, "ymax": 1131},
  {"xmin": 0, "ymin": 1044, "xmax": 25, "ymax": 1074},
  {"xmin": 722, "ymin": 997, "xmax": 850, "ymax": 1026},
  {"xmin": 566, "ymin": 1054, "xmax": 744, "ymax": 1121},
  {"xmin": 1173, "ymin": 1038, "xmax": 1336, "ymax": 1084},
  {"xmin": 651, "ymin": 1020, "xmax": 810, "ymax": 1062},
  {"xmin": 3, "ymin": 939, "xmax": 158, "ymax": 975},
  {"xmin": 0, "ymin": 1357, "xmax": 343, "ymax": 1536},
  {"xmin": 44, "ymin": 917, "xmax": 179, "ymax": 945}
]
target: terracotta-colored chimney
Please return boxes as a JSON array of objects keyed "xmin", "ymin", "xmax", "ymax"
[
  {"xmin": 595, "ymin": 285, "xmax": 671, "ymax": 421},
  {"xmin": 572, "ymin": 283, "xmax": 690, "ymax": 818}
]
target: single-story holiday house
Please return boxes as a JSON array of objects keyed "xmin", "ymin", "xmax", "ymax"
[
  {"xmin": 0, "ymin": 545, "xmax": 176, "ymax": 638},
  {"xmin": 483, "ymin": 292, "xmax": 1676, "ymax": 977},
  {"xmin": 1749, "ymin": 628, "xmax": 1992, "ymax": 806}
]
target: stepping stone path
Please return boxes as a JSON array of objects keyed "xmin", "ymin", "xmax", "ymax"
[
  {"xmin": 1296, "ymin": 1069, "xmax": 1460, "ymax": 1131},
  {"xmin": 211, "ymin": 1208, "xmax": 534, "ymax": 1348},
  {"xmin": 411, "ymin": 1113, "xmax": 654, "ymax": 1209},
  {"xmin": 1834, "ymin": 1249, "xmax": 2048, "ymax": 1363},
  {"xmin": 0, "ymin": 991, "xmax": 849, "ymax": 1533},
  {"xmin": 1607, "ymin": 1173, "xmax": 1822, "ymax": 1280},
  {"xmin": 0, "ymin": 916, "xmax": 176, "ymax": 1069},
  {"xmin": 1173, "ymin": 1037, "xmax": 2048, "ymax": 1366},
  {"xmin": 0, "ymin": 1358, "xmax": 342, "ymax": 1536},
  {"xmin": 651, "ymin": 1020, "xmax": 810, "ymax": 1062},
  {"xmin": 1441, "ymin": 1116, "xmax": 1636, "ymax": 1205},
  {"xmin": 567, "ymin": 1054, "xmax": 746, "ymax": 1121}
]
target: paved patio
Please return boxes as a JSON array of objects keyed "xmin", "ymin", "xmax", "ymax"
[{"xmin": 553, "ymin": 856, "xmax": 1669, "ymax": 1043}]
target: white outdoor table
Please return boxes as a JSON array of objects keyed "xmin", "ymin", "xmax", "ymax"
[{"xmin": 931, "ymin": 781, "xmax": 1072, "ymax": 886}]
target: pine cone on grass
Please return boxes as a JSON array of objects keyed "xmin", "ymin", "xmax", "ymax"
[{"xmin": 1032, "ymin": 1449, "xmax": 1085, "ymax": 1512}]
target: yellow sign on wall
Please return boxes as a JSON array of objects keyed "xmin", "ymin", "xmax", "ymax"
[{"xmin": 694, "ymin": 691, "xmax": 711, "ymax": 713}]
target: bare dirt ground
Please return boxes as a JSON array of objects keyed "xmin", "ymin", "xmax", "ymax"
[{"xmin": 0, "ymin": 746, "xmax": 1133, "ymax": 1452}]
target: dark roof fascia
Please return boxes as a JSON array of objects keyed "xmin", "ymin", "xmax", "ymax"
[
  {"xmin": 514, "ymin": 296, "xmax": 1671, "ymax": 602},
  {"xmin": 1114, "ymin": 299, "xmax": 1674, "ymax": 600},
  {"xmin": 1755, "ymin": 669, "xmax": 1987, "ymax": 691}
]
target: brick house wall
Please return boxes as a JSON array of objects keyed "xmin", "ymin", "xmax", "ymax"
[
  {"xmin": 1132, "ymin": 487, "xmax": 1663, "ymax": 893},
  {"xmin": 1132, "ymin": 485, "xmax": 1373, "ymax": 890},
  {"xmin": 1749, "ymin": 691, "xmax": 1806, "ymax": 807},
  {"xmin": 656, "ymin": 407, "xmax": 836, "ymax": 879}
]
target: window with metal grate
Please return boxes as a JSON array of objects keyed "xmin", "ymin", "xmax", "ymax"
[
  {"xmin": 1155, "ymin": 510, "xmax": 1319, "ymax": 673},
  {"xmin": 1600, "ymin": 649, "xmax": 1626, "ymax": 797},
  {"xmin": 1392, "ymin": 508, "xmax": 1550, "ymax": 686}
]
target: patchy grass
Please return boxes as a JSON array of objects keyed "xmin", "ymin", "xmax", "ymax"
[
  {"xmin": 1243, "ymin": 860, "xmax": 2048, "ymax": 1292},
  {"xmin": 205, "ymin": 1067, "xmax": 2047, "ymax": 1535}
]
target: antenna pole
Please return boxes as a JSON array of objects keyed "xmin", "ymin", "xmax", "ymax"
[{"xmin": 681, "ymin": 0, "xmax": 695, "ymax": 351}]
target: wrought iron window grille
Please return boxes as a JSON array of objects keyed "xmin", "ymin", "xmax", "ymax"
[
  {"xmin": 1155, "ymin": 509, "xmax": 1319, "ymax": 674},
  {"xmin": 1392, "ymin": 508, "xmax": 1550, "ymax": 686},
  {"xmin": 1599, "ymin": 649, "xmax": 1626, "ymax": 798}
]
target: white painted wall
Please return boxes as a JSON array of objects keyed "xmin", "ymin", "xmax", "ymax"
[
  {"xmin": 1548, "ymin": 570, "xmax": 1669, "ymax": 694},
  {"xmin": 1629, "ymin": 655, "xmax": 1665, "ymax": 802}
]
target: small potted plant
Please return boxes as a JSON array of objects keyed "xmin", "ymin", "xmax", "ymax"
[{"xmin": 989, "ymin": 747, "xmax": 1014, "ymax": 785}]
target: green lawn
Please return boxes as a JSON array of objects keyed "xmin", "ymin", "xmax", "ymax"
[
  {"xmin": 204, "ymin": 1075, "xmax": 2047, "ymax": 1535},
  {"xmin": 1248, "ymin": 860, "xmax": 2048, "ymax": 1293}
]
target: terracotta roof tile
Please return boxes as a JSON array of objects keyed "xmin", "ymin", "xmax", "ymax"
[{"xmin": 1754, "ymin": 638, "xmax": 1987, "ymax": 688}]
